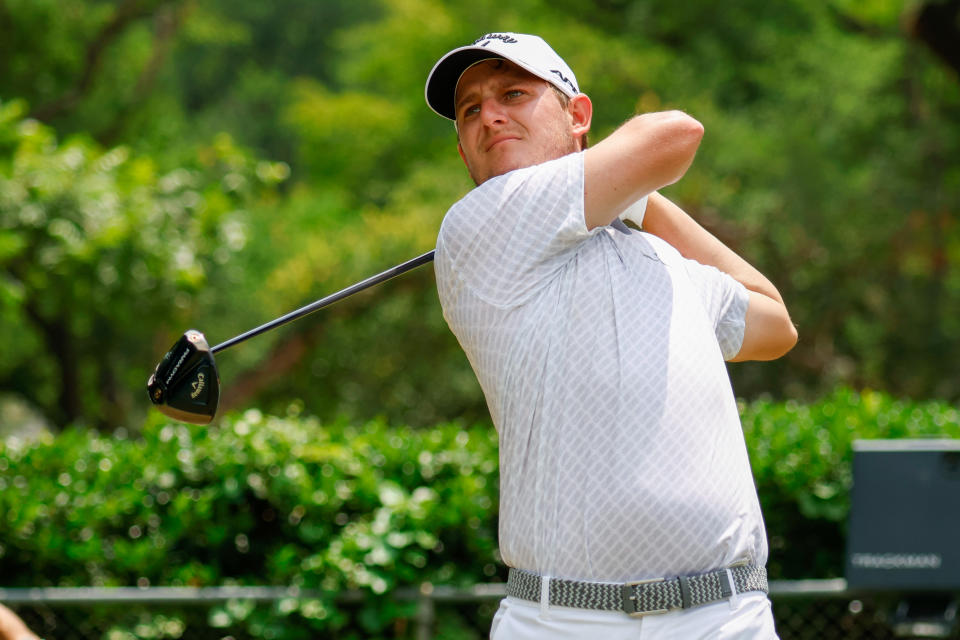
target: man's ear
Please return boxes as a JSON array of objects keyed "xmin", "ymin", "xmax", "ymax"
[
  {"xmin": 569, "ymin": 94, "xmax": 593, "ymax": 146},
  {"xmin": 457, "ymin": 141, "xmax": 468, "ymax": 167}
]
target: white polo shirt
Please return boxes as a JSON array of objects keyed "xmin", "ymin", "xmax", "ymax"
[{"xmin": 434, "ymin": 151, "xmax": 766, "ymax": 583}]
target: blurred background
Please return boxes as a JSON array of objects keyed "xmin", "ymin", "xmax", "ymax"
[{"xmin": 1, "ymin": 0, "xmax": 959, "ymax": 638}]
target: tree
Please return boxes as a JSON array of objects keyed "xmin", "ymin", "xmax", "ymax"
[
  {"xmin": 2, "ymin": 0, "xmax": 960, "ymax": 430},
  {"xmin": 0, "ymin": 100, "xmax": 283, "ymax": 428}
]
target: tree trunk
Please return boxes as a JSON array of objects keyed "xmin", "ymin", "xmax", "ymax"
[{"xmin": 23, "ymin": 300, "xmax": 80, "ymax": 428}]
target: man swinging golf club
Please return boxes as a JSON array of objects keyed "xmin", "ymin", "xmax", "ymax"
[{"xmin": 425, "ymin": 32, "xmax": 797, "ymax": 638}]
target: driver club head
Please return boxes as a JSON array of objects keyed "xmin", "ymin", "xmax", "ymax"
[{"xmin": 147, "ymin": 330, "xmax": 220, "ymax": 424}]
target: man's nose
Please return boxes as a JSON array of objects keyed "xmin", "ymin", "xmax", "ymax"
[{"xmin": 479, "ymin": 97, "xmax": 507, "ymax": 126}]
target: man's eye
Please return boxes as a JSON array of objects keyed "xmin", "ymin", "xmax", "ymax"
[
  {"xmin": 463, "ymin": 104, "xmax": 480, "ymax": 117},
  {"xmin": 505, "ymin": 90, "xmax": 524, "ymax": 99}
]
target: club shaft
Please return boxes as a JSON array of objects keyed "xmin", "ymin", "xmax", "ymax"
[{"xmin": 211, "ymin": 250, "xmax": 435, "ymax": 354}]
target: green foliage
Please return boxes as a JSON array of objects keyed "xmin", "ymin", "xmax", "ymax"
[
  {"xmin": 0, "ymin": 411, "xmax": 499, "ymax": 637},
  {"xmin": 0, "ymin": 101, "xmax": 284, "ymax": 428},
  {"xmin": 1, "ymin": 0, "xmax": 960, "ymax": 441},
  {"xmin": 2, "ymin": 392, "xmax": 958, "ymax": 618}
]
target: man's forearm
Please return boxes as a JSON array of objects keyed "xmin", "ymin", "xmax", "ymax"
[
  {"xmin": 583, "ymin": 111, "xmax": 704, "ymax": 230},
  {"xmin": 641, "ymin": 191, "xmax": 785, "ymax": 304}
]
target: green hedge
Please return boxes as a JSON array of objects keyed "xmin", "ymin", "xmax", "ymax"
[
  {"xmin": 1, "ymin": 409, "xmax": 500, "ymax": 637},
  {"xmin": 1, "ymin": 388, "xmax": 958, "ymax": 637}
]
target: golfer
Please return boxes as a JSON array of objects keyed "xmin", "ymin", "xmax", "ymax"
[{"xmin": 425, "ymin": 32, "xmax": 797, "ymax": 638}]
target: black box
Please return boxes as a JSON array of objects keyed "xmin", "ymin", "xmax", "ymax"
[{"xmin": 846, "ymin": 439, "xmax": 960, "ymax": 590}]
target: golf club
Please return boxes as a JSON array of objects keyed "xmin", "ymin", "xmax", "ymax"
[{"xmin": 147, "ymin": 250, "xmax": 435, "ymax": 424}]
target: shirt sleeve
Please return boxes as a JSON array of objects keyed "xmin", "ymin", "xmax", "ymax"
[
  {"xmin": 682, "ymin": 259, "xmax": 750, "ymax": 360},
  {"xmin": 436, "ymin": 152, "xmax": 599, "ymax": 307}
]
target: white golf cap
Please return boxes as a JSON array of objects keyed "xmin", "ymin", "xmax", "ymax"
[{"xmin": 425, "ymin": 32, "xmax": 580, "ymax": 121}]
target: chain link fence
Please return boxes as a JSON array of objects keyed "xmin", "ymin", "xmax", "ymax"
[{"xmin": 2, "ymin": 581, "xmax": 957, "ymax": 639}]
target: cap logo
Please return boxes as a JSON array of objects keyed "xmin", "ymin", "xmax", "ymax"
[
  {"xmin": 474, "ymin": 33, "xmax": 518, "ymax": 46},
  {"xmin": 550, "ymin": 69, "xmax": 579, "ymax": 94}
]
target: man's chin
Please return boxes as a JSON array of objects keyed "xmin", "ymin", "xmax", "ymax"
[{"xmin": 472, "ymin": 161, "xmax": 524, "ymax": 186}]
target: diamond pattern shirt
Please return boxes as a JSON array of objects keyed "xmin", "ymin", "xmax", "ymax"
[{"xmin": 434, "ymin": 152, "xmax": 765, "ymax": 583}]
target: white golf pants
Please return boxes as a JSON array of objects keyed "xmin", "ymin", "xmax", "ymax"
[{"xmin": 489, "ymin": 590, "xmax": 779, "ymax": 639}]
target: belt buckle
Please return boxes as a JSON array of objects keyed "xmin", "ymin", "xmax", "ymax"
[{"xmin": 621, "ymin": 577, "xmax": 670, "ymax": 618}]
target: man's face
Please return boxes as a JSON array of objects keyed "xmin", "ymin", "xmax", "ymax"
[{"xmin": 454, "ymin": 59, "xmax": 582, "ymax": 185}]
